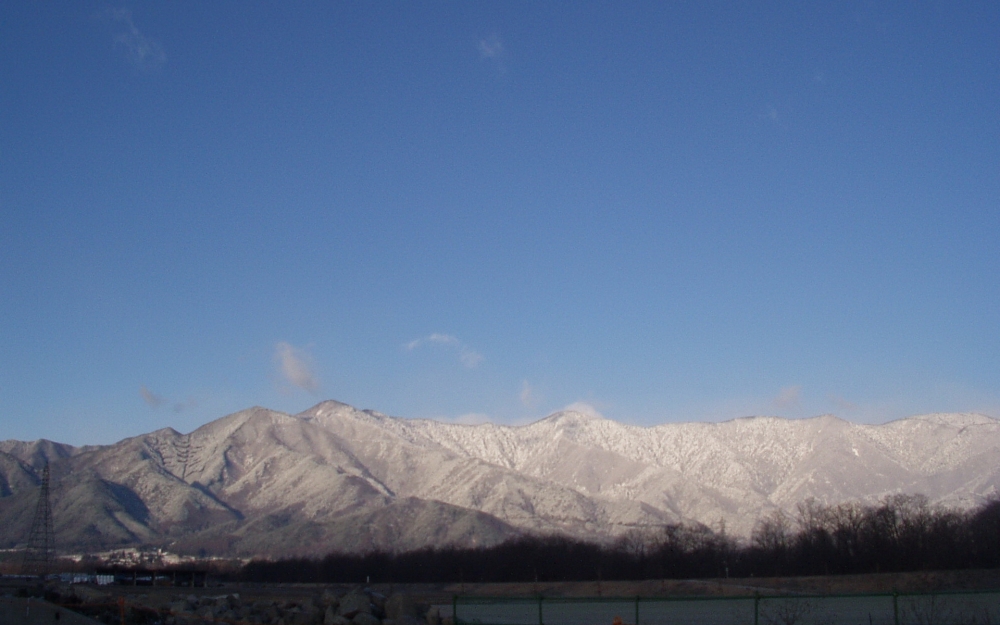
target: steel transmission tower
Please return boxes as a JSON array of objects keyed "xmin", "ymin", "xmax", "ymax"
[{"xmin": 20, "ymin": 462, "xmax": 54, "ymax": 577}]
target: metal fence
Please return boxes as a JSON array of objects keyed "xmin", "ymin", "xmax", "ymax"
[{"xmin": 452, "ymin": 590, "xmax": 1000, "ymax": 625}]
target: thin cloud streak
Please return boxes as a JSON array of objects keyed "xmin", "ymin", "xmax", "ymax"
[
  {"xmin": 519, "ymin": 380, "xmax": 535, "ymax": 407},
  {"xmin": 406, "ymin": 333, "xmax": 461, "ymax": 350},
  {"xmin": 108, "ymin": 8, "xmax": 166, "ymax": 69}
]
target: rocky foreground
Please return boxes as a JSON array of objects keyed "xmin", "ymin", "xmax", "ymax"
[{"xmin": 46, "ymin": 585, "xmax": 446, "ymax": 625}]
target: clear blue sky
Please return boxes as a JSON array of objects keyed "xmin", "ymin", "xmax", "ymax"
[{"xmin": 2, "ymin": 2, "xmax": 998, "ymax": 444}]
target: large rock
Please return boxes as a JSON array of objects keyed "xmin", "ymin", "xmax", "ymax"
[
  {"xmin": 290, "ymin": 608, "xmax": 320, "ymax": 625},
  {"xmin": 338, "ymin": 590, "xmax": 372, "ymax": 619},
  {"xmin": 353, "ymin": 613, "xmax": 381, "ymax": 625},
  {"xmin": 320, "ymin": 589, "xmax": 341, "ymax": 608},
  {"xmin": 384, "ymin": 595, "xmax": 417, "ymax": 621},
  {"xmin": 368, "ymin": 591, "xmax": 386, "ymax": 615},
  {"xmin": 167, "ymin": 600, "xmax": 190, "ymax": 614},
  {"xmin": 425, "ymin": 606, "xmax": 441, "ymax": 625},
  {"xmin": 262, "ymin": 605, "xmax": 281, "ymax": 622},
  {"xmin": 325, "ymin": 607, "xmax": 352, "ymax": 625}
]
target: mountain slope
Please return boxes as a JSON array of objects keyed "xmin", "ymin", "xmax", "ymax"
[{"xmin": 1, "ymin": 402, "xmax": 997, "ymax": 556}]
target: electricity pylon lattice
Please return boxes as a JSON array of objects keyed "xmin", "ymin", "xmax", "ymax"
[{"xmin": 21, "ymin": 462, "xmax": 54, "ymax": 578}]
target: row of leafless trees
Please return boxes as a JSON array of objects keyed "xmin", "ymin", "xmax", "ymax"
[
  {"xmin": 744, "ymin": 494, "xmax": 1000, "ymax": 576},
  {"xmin": 240, "ymin": 495, "xmax": 1000, "ymax": 583}
]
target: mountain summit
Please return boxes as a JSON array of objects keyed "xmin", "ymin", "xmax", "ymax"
[{"xmin": 1, "ymin": 402, "xmax": 997, "ymax": 557}]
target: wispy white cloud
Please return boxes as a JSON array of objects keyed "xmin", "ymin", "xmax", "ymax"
[
  {"xmin": 275, "ymin": 342, "xmax": 319, "ymax": 393},
  {"xmin": 140, "ymin": 385, "xmax": 164, "ymax": 408},
  {"xmin": 478, "ymin": 34, "xmax": 504, "ymax": 58},
  {"xmin": 478, "ymin": 34, "xmax": 507, "ymax": 74},
  {"xmin": 405, "ymin": 333, "xmax": 483, "ymax": 368},
  {"xmin": 108, "ymin": 8, "xmax": 166, "ymax": 70},
  {"xmin": 773, "ymin": 385, "xmax": 802, "ymax": 410},
  {"xmin": 562, "ymin": 401, "xmax": 605, "ymax": 419},
  {"xmin": 828, "ymin": 394, "xmax": 858, "ymax": 412},
  {"xmin": 141, "ymin": 385, "xmax": 200, "ymax": 413},
  {"xmin": 459, "ymin": 348, "xmax": 483, "ymax": 368},
  {"xmin": 406, "ymin": 333, "xmax": 459, "ymax": 350}
]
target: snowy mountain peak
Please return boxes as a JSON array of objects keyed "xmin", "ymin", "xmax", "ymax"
[
  {"xmin": 1, "ymin": 400, "xmax": 998, "ymax": 557},
  {"xmin": 298, "ymin": 399, "xmax": 355, "ymax": 418},
  {"xmin": 533, "ymin": 410, "xmax": 604, "ymax": 428}
]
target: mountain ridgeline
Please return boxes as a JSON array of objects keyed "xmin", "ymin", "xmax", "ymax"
[{"xmin": 0, "ymin": 401, "xmax": 998, "ymax": 558}]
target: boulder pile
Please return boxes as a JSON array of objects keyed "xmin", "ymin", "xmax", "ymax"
[{"xmin": 161, "ymin": 588, "xmax": 447, "ymax": 625}]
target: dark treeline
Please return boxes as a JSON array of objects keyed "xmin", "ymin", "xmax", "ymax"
[{"xmin": 241, "ymin": 495, "xmax": 1000, "ymax": 583}]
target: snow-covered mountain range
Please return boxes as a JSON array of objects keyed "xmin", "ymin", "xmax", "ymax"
[{"xmin": 1, "ymin": 401, "xmax": 998, "ymax": 557}]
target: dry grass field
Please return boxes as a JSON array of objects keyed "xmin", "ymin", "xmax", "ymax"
[
  {"xmin": 52, "ymin": 567, "xmax": 998, "ymax": 606},
  {"xmin": 5, "ymin": 568, "xmax": 1000, "ymax": 625}
]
